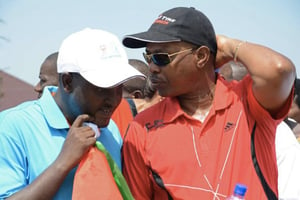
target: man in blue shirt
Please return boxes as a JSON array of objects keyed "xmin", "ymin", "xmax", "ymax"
[{"xmin": 0, "ymin": 28, "xmax": 144, "ymax": 199}]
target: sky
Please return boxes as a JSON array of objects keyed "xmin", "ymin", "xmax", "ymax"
[{"xmin": 0, "ymin": 0, "xmax": 299, "ymax": 86}]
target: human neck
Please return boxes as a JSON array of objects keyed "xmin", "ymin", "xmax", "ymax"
[{"xmin": 178, "ymin": 83, "xmax": 215, "ymax": 121}]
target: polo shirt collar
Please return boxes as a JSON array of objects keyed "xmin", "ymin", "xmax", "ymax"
[
  {"xmin": 213, "ymin": 75, "xmax": 234, "ymax": 111},
  {"xmin": 161, "ymin": 97, "xmax": 184, "ymax": 123},
  {"xmin": 39, "ymin": 86, "xmax": 69, "ymax": 129}
]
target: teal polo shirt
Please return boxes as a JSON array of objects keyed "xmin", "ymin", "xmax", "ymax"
[{"xmin": 0, "ymin": 86, "xmax": 122, "ymax": 199}]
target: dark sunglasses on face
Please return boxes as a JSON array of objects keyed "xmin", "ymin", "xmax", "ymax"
[{"xmin": 143, "ymin": 48, "xmax": 193, "ymax": 67}]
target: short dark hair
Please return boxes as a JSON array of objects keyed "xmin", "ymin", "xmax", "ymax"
[
  {"xmin": 123, "ymin": 59, "xmax": 149, "ymax": 98},
  {"xmin": 294, "ymin": 78, "xmax": 300, "ymax": 107}
]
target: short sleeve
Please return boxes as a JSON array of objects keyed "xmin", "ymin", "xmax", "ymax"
[
  {"xmin": 122, "ymin": 121, "xmax": 153, "ymax": 199},
  {"xmin": 0, "ymin": 114, "xmax": 28, "ymax": 198}
]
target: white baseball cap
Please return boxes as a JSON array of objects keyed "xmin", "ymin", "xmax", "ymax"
[{"xmin": 57, "ymin": 28, "xmax": 145, "ymax": 88}]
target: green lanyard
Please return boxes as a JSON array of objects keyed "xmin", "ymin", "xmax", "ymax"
[{"xmin": 95, "ymin": 141, "xmax": 134, "ymax": 200}]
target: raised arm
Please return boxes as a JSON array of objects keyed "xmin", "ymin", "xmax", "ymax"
[
  {"xmin": 216, "ymin": 35, "xmax": 296, "ymax": 115},
  {"xmin": 6, "ymin": 115, "xmax": 96, "ymax": 200}
]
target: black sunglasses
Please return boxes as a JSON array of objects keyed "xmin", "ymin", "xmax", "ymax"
[{"xmin": 143, "ymin": 48, "xmax": 193, "ymax": 67}]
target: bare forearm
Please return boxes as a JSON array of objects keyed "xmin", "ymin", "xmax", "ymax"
[
  {"xmin": 7, "ymin": 160, "xmax": 70, "ymax": 200},
  {"xmin": 5, "ymin": 115, "xmax": 96, "ymax": 199},
  {"xmin": 234, "ymin": 41, "xmax": 294, "ymax": 83},
  {"xmin": 217, "ymin": 35, "xmax": 296, "ymax": 112}
]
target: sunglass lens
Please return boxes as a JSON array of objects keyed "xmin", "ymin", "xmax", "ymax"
[{"xmin": 152, "ymin": 54, "xmax": 170, "ymax": 66}]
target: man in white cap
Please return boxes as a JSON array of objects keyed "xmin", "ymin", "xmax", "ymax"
[{"xmin": 0, "ymin": 28, "xmax": 144, "ymax": 199}]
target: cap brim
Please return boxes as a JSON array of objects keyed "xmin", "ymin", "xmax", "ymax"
[
  {"xmin": 80, "ymin": 62, "xmax": 146, "ymax": 88},
  {"xmin": 123, "ymin": 31, "xmax": 180, "ymax": 48}
]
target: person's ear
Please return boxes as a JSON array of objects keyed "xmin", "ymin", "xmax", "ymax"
[
  {"xmin": 131, "ymin": 90, "xmax": 144, "ymax": 99},
  {"xmin": 61, "ymin": 73, "xmax": 73, "ymax": 93},
  {"xmin": 195, "ymin": 46, "xmax": 210, "ymax": 69}
]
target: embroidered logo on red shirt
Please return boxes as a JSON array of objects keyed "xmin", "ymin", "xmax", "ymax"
[
  {"xmin": 224, "ymin": 122, "xmax": 235, "ymax": 132},
  {"xmin": 145, "ymin": 120, "xmax": 164, "ymax": 131}
]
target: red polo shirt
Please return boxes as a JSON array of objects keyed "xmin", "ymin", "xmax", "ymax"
[{"xmin": 122, "ymin": 75, "xmax": 292, "ymax": 199}]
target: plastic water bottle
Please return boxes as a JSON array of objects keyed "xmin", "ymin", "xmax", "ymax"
[{"xmin": 226, "ymin": 183, "xmax": 247, "ymax": 200}]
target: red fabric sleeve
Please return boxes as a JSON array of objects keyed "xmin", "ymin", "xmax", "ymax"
[
  {"xmin": 245, "ymin": 76, "xmax": 293, "ymax": 197},
  {"xmin": 122, "ymin": 121, "xmax": 153, "ymax": 199}
]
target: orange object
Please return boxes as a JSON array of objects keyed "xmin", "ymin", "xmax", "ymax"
[
  {"xmin": 112, "ymin": 98, "xmax": 134, "ymax": 138},
  {"xmin": 72, "ymin": 146, "xmax": 123, "ymax": 200}
]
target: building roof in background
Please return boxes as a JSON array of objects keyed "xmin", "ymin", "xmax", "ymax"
[{"xmin": 0, "ymin": 71, "xmax": 36, "ymax": 111}]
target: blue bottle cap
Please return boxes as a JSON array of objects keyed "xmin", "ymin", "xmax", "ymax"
[{"xmin": 234, "ymin": 183, "xmax": 247, "ymax": 196}]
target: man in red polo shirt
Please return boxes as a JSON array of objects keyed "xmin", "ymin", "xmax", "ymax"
[{"xmin": 121, "ymin": 7, "xmax": 296, "ymax": 199}]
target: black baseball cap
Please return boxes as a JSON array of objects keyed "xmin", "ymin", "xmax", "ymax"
[{"xmin": 123, "ymin": 7, "xmax": 217, "ymax": 54}]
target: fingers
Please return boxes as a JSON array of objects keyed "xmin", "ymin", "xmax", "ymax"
[
  {"xmin": 69, "ymin": 114, "xmax": 97, "ymax": 138},
  {"xmin": 57, "ymin": 115, "xmax": 98, "ymax": 171},
  {"xmin": 78, "ymin": 125, "xmax": 98, "ymax": 138},
  {"xmin": 71, "ymin": 114, "xmax": 91, "ymax": 128},
  {"xmin": 83, "ymin": 122, "xmax": 101, "ymax": 138}
]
